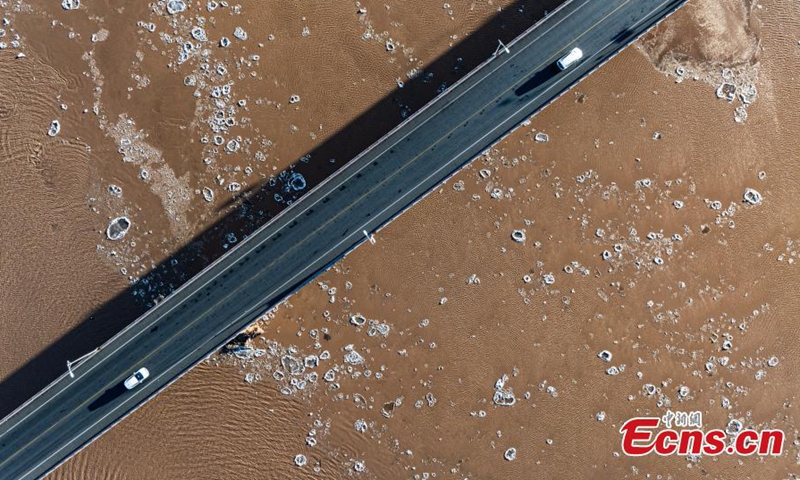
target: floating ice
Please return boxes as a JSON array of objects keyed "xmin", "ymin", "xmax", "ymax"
[
  {"xmin": 542, "ymin": 273, "xmax": 555, "ymax": 285},
  {"xmin": 768, "ymin": 356, "xmax": 779, "ymax": 367},
  {"xmin": 289, "ymin": 94, "xmax": 301, "ymax": 104},
  {"xmin": 367, "ymin": 322, "xmax": 390, "ymax": 337},
  {"xmin": 734, "ymin": 106, "xmax": 748, "ymax": 123},
  {"xmin": 743, "ymin": 188, "xmax": 762, "ymax": 205},
  {"xmin": 716, "ymin": 82, "xmax": 736, "ymax": 102},
  {"xmin": 202, "ymin": 187, "xmax": 214, "ymax": 202},
  {"xmin": 350, "ymin": 314, "xmax": 367, "ymax": 326},
  {"xmin": 191, "ymin": 27, "xmax": 207, "ymax": 42},
  {"xmin": 106, "ymin": 216, "xmax": 131, "ymax": 241},
  {"xmin": 233, "ymin": 26, "xmax": 248, "ymax": 41},
  {"xmin": 219, "ymin": 37, "xmax": 231, "ymax": 48},
  {"xmin": 511, "ymin": 229, "xmax": 526, "ymax": 243},
  {"xmin": 230, "ymin": 346, "xmax": 266, "ymax": 359},
  {"xmin": 534, "ymin": 132, "xmax": 549, "ymax": 143},
  {"xmin": 166, "ymin": 0, "xmax": 187, "ymax": 15},
  {"xmin": 354, "ymin": 419, "xmax": 368, "ymax": 433},
  {"xmin": 225, "ymin": 139, "xmax": 240, "ymax": 153},
  {"xmin": 353, "ymin": 461, "xmax": 366, "ymax": 473},
  {"xmin": 281, "ymin": 355, "xmax": 305, "ymax": 375},
  {"xmin": 597, "ymin": 350, "xmax": 612, "ymax": 362},
  {"xmin": 493, "ymin": 375, "xmax": 516, "ymax": 406},
  {"xmin": 303, "ymin": 355, "xmax": 318, "ymax": 368},
  {"xmin": 108, "ymin": 184, "xmax": 122, "ymax": 197},
  {"xmin": 294, "ymin": 454, "xmax": 307, "ymax": 467},
  {"xmin": 289, "ymin": 172, "xmax": 307, "ymax": 191},
  {"xmin": 726, "ymin": 419, "xmax": 743, "ymax": 435},
  {"xmin": 47, "ymin": 120, "xmax": 60, "ymax": 137},
  {"xmin": 596, "ymin": 411, "xmax": 606, "ymax": 422},
  {"xmin": 344, "ymin": 349, "xmax": 365, "ymax": 365},
  {"xmin": 504, "ymin": 447, "xmax": 517, "ymax": 461},
  {"xmin": 61, "ymin": 0, "xmax": 79, "ymax": 10},
  {"xmin": 738, "ymin": 83, "xmax": 757, "ymax": 105}
]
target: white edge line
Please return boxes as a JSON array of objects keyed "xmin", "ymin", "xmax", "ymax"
[
  {"xmin": 0, "ymin": 0, "xmax": 583, "ymax": 433},
  {"xmin": 25, "ymin": 1, "xmax": 688, "ymax": 477}
]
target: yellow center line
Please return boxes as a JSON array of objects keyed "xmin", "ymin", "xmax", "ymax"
[{"xmin": 2, "ymin": 0, "xmax": 633, "ymax": 468}]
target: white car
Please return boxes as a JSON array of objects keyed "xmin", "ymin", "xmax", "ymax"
[
  {"xmin": 557, "ymin": 47, "xmax": 583, "ymax": 70},
  {"xmin": 124, "ymin": 367, "xmax": 150, "ymax": 390}
]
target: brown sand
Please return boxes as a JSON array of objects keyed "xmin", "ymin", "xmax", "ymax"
[{"xmin": 1, "ymin": 0, "xmax": 799, "ymax": 478}]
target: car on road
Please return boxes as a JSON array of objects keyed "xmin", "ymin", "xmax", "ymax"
[
  {"xmin": 124, "ymin": 367, "xmax": 150, "ymax": 390},
  {"xmin": 557, "ymin": 47, "xmax": 583, "ymax": 70}
]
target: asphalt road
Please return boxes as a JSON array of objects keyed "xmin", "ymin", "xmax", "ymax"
[{"xmin": 0, "ymin": 0, "xmax": 688, "ymax": 477}]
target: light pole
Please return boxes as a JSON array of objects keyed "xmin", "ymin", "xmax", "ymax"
[
  {"xmin": 67, "ymin": 348, "xmax": 100, "ymax": 378},
  {"xmin": 495, "ymin": 39, "xmax": 511, "ymax": 56},
  {"xmin": 363, "ymin": 230, "xmax": 376, "ymax": 245}
]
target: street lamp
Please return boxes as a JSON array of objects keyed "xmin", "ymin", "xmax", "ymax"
[{"xmin": 67, "ymin": 348, "xmax": 100, "ymax": 378}]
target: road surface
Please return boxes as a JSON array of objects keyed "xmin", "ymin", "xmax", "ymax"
[{"xmin": 0, "ymin": 0, "xmax": 688, "ymax": 477}]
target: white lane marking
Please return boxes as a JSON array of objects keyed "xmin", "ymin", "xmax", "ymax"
[
  {"xmin": 18, "ymin": 0, "xmax": 674, "ymax": 471},
  {"xmin": 0, "ymin": 0, "xmax": 590, "ymax": 438},
  {"xmin": 9, "ymin": 0, "xmax": 645, "ymax": 462},
  {"xmin": 10, "ymin": 0, "xmax": 638, "ymax": 454}
]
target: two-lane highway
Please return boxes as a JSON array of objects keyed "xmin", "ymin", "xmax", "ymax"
[{"xmin": 0, "ymin": 0, "xmax": 688, "ymax": 477}]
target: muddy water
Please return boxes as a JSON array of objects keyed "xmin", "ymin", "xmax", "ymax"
[
  {"xmin": 0, "ymin": 0, "xmax": 556, "ymax": 410},
  {"xmin": 1, "ymin": 0, "xmax": 799, "ymax": 478}
]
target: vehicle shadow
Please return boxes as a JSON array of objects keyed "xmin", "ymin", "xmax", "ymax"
[
  {"xmin": 0, "ymin": 0, "xmax": 565, "ymax": 418},
  {"xmin": 515, "ymin": 64, "xmax": 559, "ymax": 96},
  {"xmin": 87, "ymin": 383, "xmax": 128, "ymax": 412}
]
